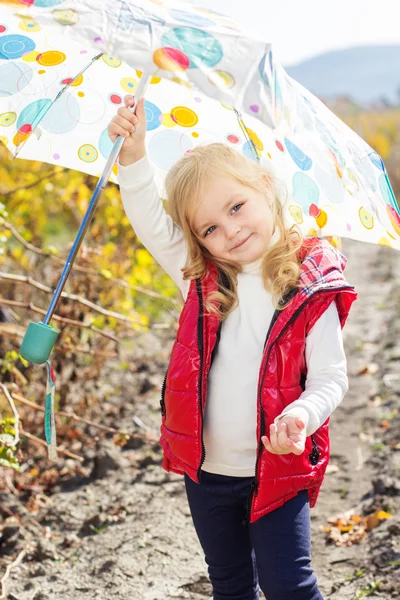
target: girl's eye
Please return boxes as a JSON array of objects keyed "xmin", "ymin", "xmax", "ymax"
[
  {"xmin": 203, "ymin": 203, "xmax": 243, "ymax": 237},
  {"xmin": 204, "ymin": 225, "xmax": 216, "ymax": 237}
]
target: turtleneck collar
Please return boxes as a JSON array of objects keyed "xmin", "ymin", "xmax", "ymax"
[{"xmin": 241, "ymin": 227, "xmax": 281, "ymax": 274}]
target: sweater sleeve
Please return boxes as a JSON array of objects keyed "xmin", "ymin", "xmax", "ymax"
[
  {"xmin": 117, "ymin": 154, "xmax": 190, "ymax": 299},
  {"xmin": 274, "ymin": 301, "xmax": 348, "ymax": 437}
]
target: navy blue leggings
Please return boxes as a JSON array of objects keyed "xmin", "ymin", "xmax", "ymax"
[{"xmin": 184, "ymin": 471, "xmax": 324, "ymax": 600}]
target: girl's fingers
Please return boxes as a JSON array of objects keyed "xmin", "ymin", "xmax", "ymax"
[
  {"xmin": 108, "ymin": 118, "xmax": 133, "ymax": 138},
  {"xmin": 277, "ymin": 422, "xmax": 289, "ymax": 448},
  {"xmin": 268, "ymin": 424, "xmax": 292, "ymax": 454},
  {"xmin": 269, "ymin": 423, "xmax": 278, "ymax": 449},
  {"xmin": 123, "ymin": 94, "xmax": 144, "ymax": 113},
  {"xmin": 123, "ymin": 95, "xmax": 147, "ymax": 122},
  {"xmin": 113, "ymin": 114, "xmax": 136, "ymax": 133},
  {"xmin": 124, "ymin": 94, "xmax": 135, "ymax": 107},
  {"xmin": 263, "ymin": 422, "xmax": 306, "ymax": 455},
  {"xmin": 116, "ymin": 107, "xmax": 136, "ymax": 123},
  {"xmin": 295, "ymin": 417, "xmax": 306, "ymax": 430},
  {"xmin": 135, "ymin": 97, "xmax": 146, "ymax": 121},
  {"xmin": 262, "ymin": 434, "xmax": 289, "ymax": 455},
  {"xmin": 109, "ymin": 126, "xmax": 130, "ymax": 140},
  {"xmin": 261, "ymin": 436, "xmax": 270, "ymax": 450}
]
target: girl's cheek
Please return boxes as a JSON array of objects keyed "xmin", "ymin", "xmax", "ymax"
[{"xmin": 202, "ymin": 238, "xmax": 213, "ymax": 251}]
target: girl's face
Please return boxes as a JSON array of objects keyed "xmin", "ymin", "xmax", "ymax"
[{"xmin": 193, "ymin": 176, "xmax": 275, "ymax": 265}]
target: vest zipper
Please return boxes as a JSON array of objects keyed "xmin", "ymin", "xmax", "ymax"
[
  {"xmin": 160, "ymin": 368, "xmax": 168, "ymax": 417},
  {"xmin": 309, "ymin": 435, "xmax": 320, "ymax": 465},
  {"xmin": 246, "ymin": 285, "xmax": 354, "ymax": 523},
  {"xmin": 195, "ymin": 279, "xmax": 207, "ymax": 480}
]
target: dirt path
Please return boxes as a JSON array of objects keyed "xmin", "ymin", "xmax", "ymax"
[
  {"xmin": 310, "ymin": 239, "xmax": 399, "ymax": 599},
  {"xmin": 3, "ymin": 239, "xmax": 399, "ymax": 600}
]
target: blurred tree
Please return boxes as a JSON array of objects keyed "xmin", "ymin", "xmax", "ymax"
[{"xmin": 0, "ymin": 143, "xmax": 180, "ymax": 468}]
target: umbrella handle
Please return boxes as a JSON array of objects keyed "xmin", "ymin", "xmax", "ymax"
[{"xmin": 20, "ymin": 73, "xmax": 152, "ymax": 364}]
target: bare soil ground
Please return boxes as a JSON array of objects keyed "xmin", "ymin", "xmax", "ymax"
[{"xmin": 1, "ymin": 238, "xmax": 399, "ymax": 600}]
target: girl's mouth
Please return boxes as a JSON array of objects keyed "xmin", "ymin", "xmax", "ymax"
[{"xmin": 232, "ymin": 233, "xmax": 252, "ymax": 250}]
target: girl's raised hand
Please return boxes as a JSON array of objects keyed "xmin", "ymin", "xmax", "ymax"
[
  {"xmin": 261, "ymin": 416, "xmax": 307, "ymax": 456},
  {"xmin": 107, "ymin": 95, "xmax": 147, "ymax": 165}
]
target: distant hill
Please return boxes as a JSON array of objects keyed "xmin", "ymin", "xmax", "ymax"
[{"xmin": 285, "ymin": 46, "xmax": 400, "ymax": 105}]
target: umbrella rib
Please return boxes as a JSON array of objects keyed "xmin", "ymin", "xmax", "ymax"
[
  {"xmin": 14, "ymin": 52, "xmax": 104, "ymax": 159},
  {"xmin": 234, "ymin": 108, "xmax": 260, "ymax": 163}
]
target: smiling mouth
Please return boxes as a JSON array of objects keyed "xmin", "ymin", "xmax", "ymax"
[{"xmin": 232, "ymin": 234, "xmax": 252, "ymax": 250}]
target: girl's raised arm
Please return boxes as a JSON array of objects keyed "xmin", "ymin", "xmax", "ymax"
[{"xmin": 108, "ymin": 95, "xmax": 189, "ymax": 298}]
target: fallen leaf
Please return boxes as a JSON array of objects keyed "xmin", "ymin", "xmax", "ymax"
[
  {"xmin": 351, "ymin": 515, "xmax": 362, "ymax": 523},
  {"xmin": 366, "ymin": 513, "xmax": 381, "ymax": 530},
  {"xmin": 357, "ymin": 363, "xmax": 379, "ymax": 376},
  {"xmin": 326, "ymin": 464, "xmax": 340, "ymax": 474},
  {"xmin": 369, "ymin": 396, "xmax": 382, "ymax": 407},
  {"xmin": 377, "ymin": 510, "xmax": 392, "ymax": 520},
  {"xmin": 325, "ymin": 509, "xmax": 392, "ymax": 545}
]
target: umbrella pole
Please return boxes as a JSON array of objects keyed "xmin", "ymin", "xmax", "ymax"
[{"xmin": 20, "ymin": 73, "xmax": 152, "ymax": 364}]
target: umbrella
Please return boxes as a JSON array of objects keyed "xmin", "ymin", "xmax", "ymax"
[
  {"xmin": 1, "ymin": 0, "xmax": 399, "ymax": 250},
  {"xmin": 1, "ymin": 0, "xmax": 399, "ymax": 459}
]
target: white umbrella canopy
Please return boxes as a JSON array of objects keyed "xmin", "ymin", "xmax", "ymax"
[{"xmin": 0, "ymin": 0, "xmax": 399, "ymax": 249}]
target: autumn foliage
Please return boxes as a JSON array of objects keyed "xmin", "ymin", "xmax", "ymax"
[{"xmin": 0, "ymin": 142, "xmax": 180, "ymax": 469}]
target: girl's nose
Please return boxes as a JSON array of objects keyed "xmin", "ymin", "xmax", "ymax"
[{"xmin": 226, "ymin": 225, "xmax": 241, "ymax": 239}]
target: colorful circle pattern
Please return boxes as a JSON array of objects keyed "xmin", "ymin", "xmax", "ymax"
[
  {"xmin": 99, "ymin": 128, "xmax": 113, "ymax": 159},
  {"xmin": 292, "ymin": 172, "xmax": 320, "ymax": 212},
  {"xmin": 78, "ymin": 144, "xmax": 98, "ymax": 163},
  {"xmin": 0, "ymin": 34, "xmax": 35, "ymax": 60},
  {"xmin": 120, "ymin": 77, "xmax": 137, "ymax": 93},
  {"xmin": 52, "ymin": 9, "xmax": 79, "ymax": 25},
  {"xmin": 41, "ymin": 93, "xmax": 79, "ymax": 134},
  {"xmin": 153, "ymin": 47, "xmax": 190, "ymax": 72},
  {"xmin": 359, "ymin": 207, "xmax": 374, "ymax": 230},
  {"xmin": 0, "ymin": 112, "xmax": 16, "ymax": 127},
  {"xmin": 0, "ymin": 61, "xmax": 33, "ymax": 96},
  {"xmin": 34, "ymin": 0, "xmax": 64, "ymax": 6},
  {"xmin": 160, "ymin": 27, "xmax": 223, "ymax": 69},
  {"xmin": 102, "ymin": 55, "xmax": 121, "ymax": 68},
  {"xmin": 148, "ymin": 129, "xmax": 193, "ymax": 171},
  {"xmin": 17, "ymin": 99, "xmax": 52, "ymax": 131},
  {"xmin": 170, "ymin": 106, "xmax": 198, "ymax": 127},
  {"xmin": 369, "ymin": 152, "xmax": 384, "ymax": 171},
  {"xmin": 285, "ymin": 138, "xmax": 312, "ymax": 171},
  {"xmin": 242, "ymin": 140, "xmax": 259, "ymax": 161},
  {"xmin": 144, "ymin": 100, "xmax": 162, "ymax": 131},
  {"xmin": 109, "ymin": 93, "xmax": 122, "ymax": 105},
  {"xmin": 208, "ymin": 70, "xmax": 235, "ymax": 89},
  {"xmin": 37, "ymin": 50, "xmax": 66, "ymax": 66},
  {"xmin": 19, "ymin": 18, "xmax": 41, "ymax": 33}
]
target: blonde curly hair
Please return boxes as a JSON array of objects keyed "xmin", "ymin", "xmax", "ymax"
[{"xmin": 165, "ymin": 143, "xmax": 303, "ymax": 320}]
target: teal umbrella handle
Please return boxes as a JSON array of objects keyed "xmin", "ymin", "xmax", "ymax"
[
  {"xmin": 19, "ymin": 74, "xmax": 151, "ymax": 364},
  {"xmin": 20, "ymin": 321, "xmax": 60, "ymax": 364}
]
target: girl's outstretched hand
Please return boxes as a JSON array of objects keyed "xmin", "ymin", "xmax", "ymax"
[
  {"xmin": 261, "ymin": 416, "xmax": 307, "ymax": 455},
  {"xmin": 107, "ymin": 95, "xmax": 147, "ymax": 165}
]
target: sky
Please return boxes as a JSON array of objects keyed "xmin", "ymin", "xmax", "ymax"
[{"xmin": 194, "ymin": 0, "xmax": 400, "ymax": 65}]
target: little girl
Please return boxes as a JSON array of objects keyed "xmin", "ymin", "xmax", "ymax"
[{"xmin": 108, "ymin": 96, "xmax": 357, "ymax": 600}]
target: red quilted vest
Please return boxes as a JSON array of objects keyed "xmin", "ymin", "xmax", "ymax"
[{"xmin": 159, "ymin": 238, "xmax": 357, "ymax": 523}]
